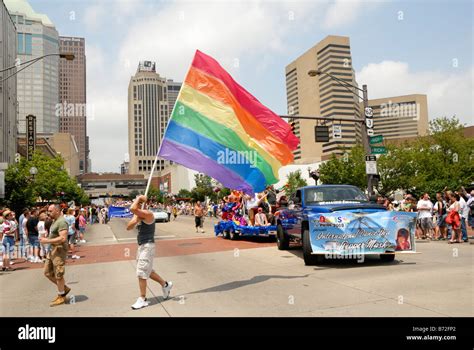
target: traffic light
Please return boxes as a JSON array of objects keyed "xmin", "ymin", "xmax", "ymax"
[
  {"xmin": 290, "ymin": 121, "xmax": 297, "ymax": 134},
  {"xmin": 315, "ymin": 125, "xmax": 329, "ymax": 142}
]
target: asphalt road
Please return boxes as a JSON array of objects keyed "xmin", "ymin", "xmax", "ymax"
[{"xmin": 1, "ymin": 215, "xmax": 473, "ymax": 317}]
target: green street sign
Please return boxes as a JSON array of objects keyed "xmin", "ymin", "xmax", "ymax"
[
  {"xmin": 369, "ymin": 135, "xmax": 384, "ymax": 144},
  {"xmin": 371, "ymin": 146, "xmax": 387, "ymax": 154}
]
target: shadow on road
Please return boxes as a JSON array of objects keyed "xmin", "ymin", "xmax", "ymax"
[
  {"xmin": 216, "ymin": 235, "xmax": 277, "ymax": 243},
  {"xmin": 186, "ymin": 274, "xmax": 310, "ymax": 295},
  {"xmin": 67, "ymin": 295, "xmax": 89, "ymax": 304},
  {"xmin": 286, "ymin": 248, "xmax": 416, "ymax": 269}
]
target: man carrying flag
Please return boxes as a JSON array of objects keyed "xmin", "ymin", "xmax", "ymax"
[{"xmin": 127, "ymin": 195, "xmax": 173, "ymax": 310}]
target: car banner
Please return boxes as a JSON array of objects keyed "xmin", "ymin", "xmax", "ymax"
[
  {"xmin": 308, "ymin": 211, "xmax": 417, "ymax": 255},
  {"xmin": 108, "ymin": 206, "xmax": 133, "ymax": 219}
]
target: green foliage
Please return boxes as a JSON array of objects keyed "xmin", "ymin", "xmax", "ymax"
[
  {"xmin": 190, "ymin": 174, "xmax": 214, "ymax": 202},
  {"xmin": 147, "ymin": 186, "xmax": 164, "ymax": 203},
  {"xmin": 317, "ymin": 117, "xmax": 474, "ymax": 197},
  {"xmin": 177, "ymin": 189, "xmax": 192, "ymax": 198},
  {"xmin": 3, "ymin": 152, "xmax": 89, "ymax": 212},
  {"xmin": 318, "ymin": 145, "xmax": 367, "ymax": 190},
  {"xmin": 285, "ymin": 170, "xmax": 308, "ymax": 197}
]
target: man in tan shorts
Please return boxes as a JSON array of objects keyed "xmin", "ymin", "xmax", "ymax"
[
  {"xmin": 40, "ymin": 204, "xmax": 71, "ymax": 307},
  {"xmin": 127, "ymin": 195, "xmax": 173, "ymax": 310}
]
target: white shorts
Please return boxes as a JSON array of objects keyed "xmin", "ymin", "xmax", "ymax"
[{"xmin": 136, "ymin": 242, "xmax": 155, "ymax": 279}]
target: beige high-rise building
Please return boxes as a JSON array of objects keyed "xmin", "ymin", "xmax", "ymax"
[
  {"xmin": 58, "ymin": 36, "xmax": 88, "ymax": 174},
  {"xmin": 361, "ymin": 94, "xmax": 429, "ymax": 140},
  {"xmin": 286, "ymin": 35, "xmax": 363, "ymax": 163},
  {"xmin": 128, "ymin": 61, "xmax": 181, "ymax": 176}
]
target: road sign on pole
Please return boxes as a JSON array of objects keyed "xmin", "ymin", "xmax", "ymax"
[
  {"xmin": 369, "ymin": 135, "xmax": 384, "ymax": 144},
  {"xmin": 26, "ymin": 115, "xmax": 36, "ymax": 161},
  {"xmin": 365, "ymin": 160, "xmax": 378, "ymax": 175},
  {"xmin": 333, "ymin": 125, "xmax": 342, "ymax": 139},
  {"xmin": 365, "ymin": 155, "xmax": 377, "ymax": 175},
  {"xmin": 371, "ymin": 146, "xmax": 387, "ymax": 154}
]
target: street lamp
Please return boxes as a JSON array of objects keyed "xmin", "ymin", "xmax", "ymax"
[
  {"xmin": 308, "ymin": 69, "xmax": 374, "ymax": 196},
  {"xmin": 0, "ymin": 52, "xmax": 75, "ymax": 83},
  {"xmin": 29, "ymin": 166, "xmax": 38, "ymax": 181}
]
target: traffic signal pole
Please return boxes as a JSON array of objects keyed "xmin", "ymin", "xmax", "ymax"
[
  {"xmin": 361, "ymin": 84, "xmax": 374, "ymax": 198},
  {"xmin": 281, "ymin": 84, "xmax": 374, "ymax": 198}
]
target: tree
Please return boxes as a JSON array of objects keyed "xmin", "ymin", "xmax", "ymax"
[
  {"xmin": 3, "ymin": 152, "xmax": 89, "ymax": 213},
  {"xmin": 284, "ymin": 170, "xmax": 308, "ymax": 197},
  {"xmin": 147, "ymin": 186, "xmax": 164, "ymax": 203},
  {"xmin": 190, "ymin": 174, "xmax": 214, "ymax": 202},
  {"xmin": 177, "ymin": 189, "xmax": 192, "ymax": 199},
  {"xmin": 318, "ymin": 145, "xmax": 367, "ymax": 189}
]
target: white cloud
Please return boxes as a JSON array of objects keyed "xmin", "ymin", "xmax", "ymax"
[
  {"xmin": 83, "ymin": 4, "xmax": 106, "ymax": 31},
  {"xmin": 356, "ymin": 61, "xmax": 474, "ymax": 126},
  {"xmin": 322, "ymin": 0, "xmax": 380, "ymax": 29},
  {"xmin": 84, "ymin": 0, "xmax": 383, "ymax": 172}
]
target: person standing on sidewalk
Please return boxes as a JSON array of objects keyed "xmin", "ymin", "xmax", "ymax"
[
  {"xmin": 26, "ymin": 209, "xmax": 41, "ymax": 263},
  {"xmin": 457, "ymin": 190, "xmax": 470, "ymax": 242},
  {"xmin": 127, "ymin": 195, "xmax": 173, "ymax": 310},
  {"xmin": 416, "ymin": 193, "xmax": 434, "ymax": 240},
  {"xmin": 40, "ymin": 204, "xmax": 71, "ymax": 307},
  {"xmin": 38, "ymin": 210, "xmax": 51, "ymax": 262},
  {"xmin": 194, "ymin": 201, "xmax": 205, "ymax": 233},
  {"xmin": 65, "ymin": 208, "xmax": 80, "ymax": 260},
  {"xmin": 18, "ymin": 208, "xmax": 29, "ymax": 261},
  {"xmin": 1, "ymin": 210, "xmax": 15, "ymax": 271},
  {"xmin": 78, "ymin": 209, "xmax": 87, "ymax": 243}
]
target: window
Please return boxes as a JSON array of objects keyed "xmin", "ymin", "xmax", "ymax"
[{"xmin": 17, "ymin": 34, "xmax": 24, "ymax": 54}]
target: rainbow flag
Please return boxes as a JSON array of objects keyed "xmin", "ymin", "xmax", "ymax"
[{"xmin": 158, "ymin": 50, "xmax": 299, "ymax": 194}]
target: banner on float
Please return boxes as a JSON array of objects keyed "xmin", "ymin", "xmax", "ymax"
[
  {"xmin": 108, "ymin": 206, "xmax": 133, "ymax": 219},
  {"xmin": 309, "ymin": 211, "xmax": 417, "ymax": 255}
]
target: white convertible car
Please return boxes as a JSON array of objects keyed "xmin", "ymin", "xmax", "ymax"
[{"xmin": 150, "ymin": 208, "xmax": 169, "ymax": 223}]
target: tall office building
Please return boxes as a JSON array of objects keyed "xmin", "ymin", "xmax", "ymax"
[
  {"xmin": 0, "ymin": 0, "xmax": 17, "ymax": 164},
  {"xmin": 361, "ymin": 94, "xmax": 429, "ymax": 140},
  {"xmin": 5, "ymin": 0, "xmax": 59, "ymax": 135},
  {"xmin": 285, "ymin": 35, "xmax": 362, "ymax": 162},
  {"xmin": 59, "ymin": 36, "xmax": 88, "ymax": 174},
  {"xmin": 128, "ymin": 61, "xmax": 181, "ymax": 175}
]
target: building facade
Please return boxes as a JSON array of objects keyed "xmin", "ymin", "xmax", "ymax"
[
  {"xmin": 128, "ymin": 61, "xmax": 181, "ymax": 175},
  {"xmin": 58, "ymin": 36, "xmax": 88, "ymax": 174},
  {"xmin": 361, "ymin": 94, "xmax": 429, "ymax": 140},
  {"xmin": 77, "ymin": 173, "xmax": 147, "ymax": 198},
  {"xmin": 120, "ymin": 161, "xmax": 129, "ymax": 175},
  {"xmin": 5, "ymin": 0, "xmax": 60, "ymax": 135},
  {"xmin": 151, "ymin": 163, "xmax": 198, "ymax": 194},
  {"xmin": 46, "ymin": 132, "xmax": 80, "ymax": 177},
  {"xmin": 0, "ymin": 0, "xmax": 17, "ymax": 164},
  {"xmin": 285, "ymin": 35, "xmax": 363, "ymax": 163}
]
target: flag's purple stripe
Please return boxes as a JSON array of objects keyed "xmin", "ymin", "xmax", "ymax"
[{"xmin": 159, "ymin": 139, "xmax": 254, "ymax": 194}]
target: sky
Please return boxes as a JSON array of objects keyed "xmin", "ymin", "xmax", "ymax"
[{"xmin": 28, "ymin": 0, "xmax": 474, "ymax": 173}]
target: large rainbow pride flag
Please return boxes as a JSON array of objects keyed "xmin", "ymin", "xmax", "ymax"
[{"xmin": 158, "ymin": 50, "xmax": 299, "ymax": 194}]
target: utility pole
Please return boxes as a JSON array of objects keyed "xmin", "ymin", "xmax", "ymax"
[{"xmin": 361, "ymin": 84, "xmax": 374, "ymax": 197}]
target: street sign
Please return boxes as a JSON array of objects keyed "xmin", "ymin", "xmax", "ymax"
[
  {"xmin": 332, "ymin": 125, "xmax": 342, "ymax": 139},
  {"xmin": 369, "ymin": 135, "xmax": 384, "ymax": 144},
  {"xmin": 367, "ymin": 129, "xmax": 374, "ymax": 136},
  {"xmin": 364, "ymin": 107, "xmax": 373, "ymax": 117},
  {"xmin": 365, "ymin": 160, "xmax": 378, "ymax": 175},
  {"xmin": 371, "ymin": 146, "xmax": 387, "ymax": 154},
  {"xmin": 26, "ymin": 115, "xmax": 36, "ymax": 161},
  {"xmin": 365, "ymin": 155, "xmax": 376, "ymax": 162}
]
